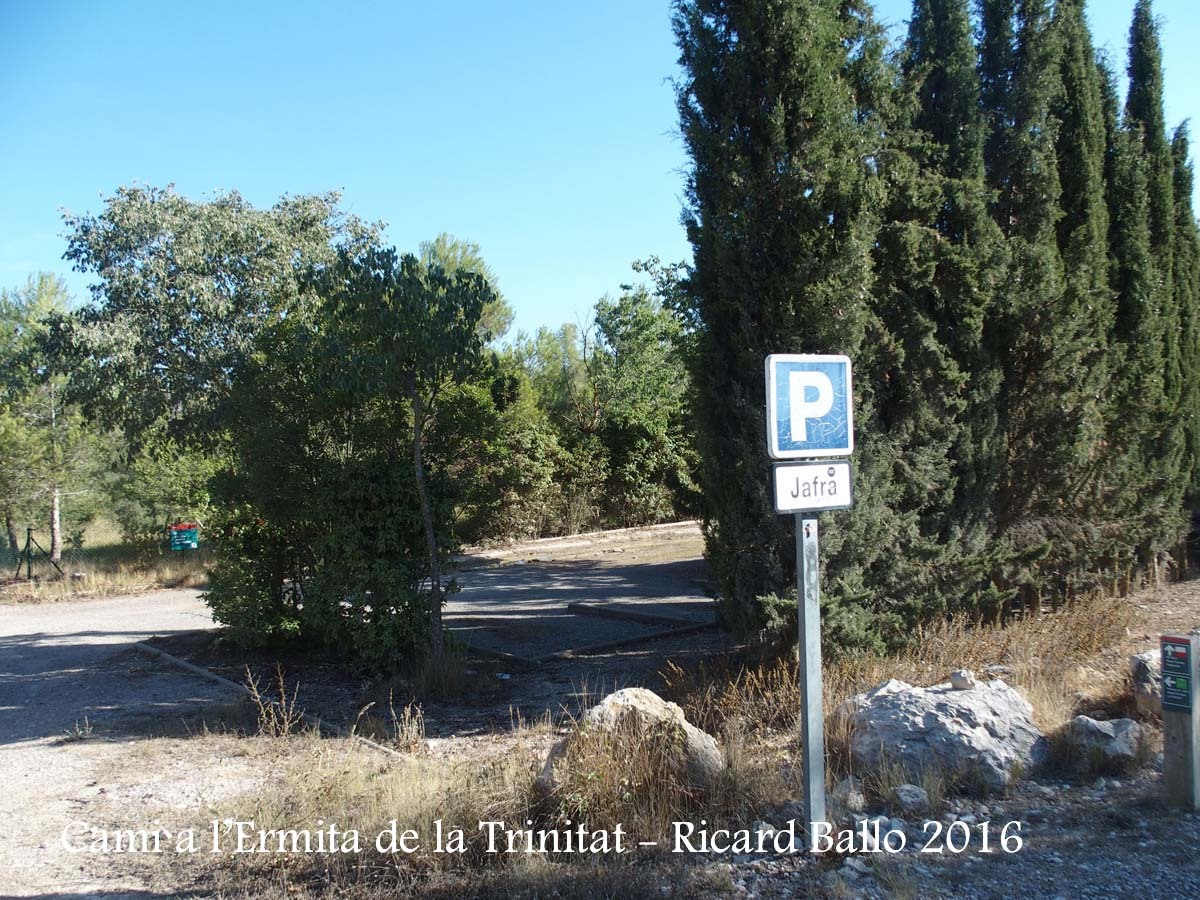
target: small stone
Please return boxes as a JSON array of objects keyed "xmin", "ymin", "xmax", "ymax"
[
  {"xmin": 893, "ymin": 783, "xmax": 931, "ymax": 817},
  {"xmin": 979, "ymin": 805, "xmax": 990, "ymax": 817},
  {"xmin": 889, "ymin": 818, "xmax": 907, "ymax": 835},
  {"xmin": 842, "ymin": 857, "xmax": 871, "ymax": 876},
  {"xmin": 833, "ymin": 775, "xmax": 867, "ymax": 813},
  {"xmin": 950, "ymin": 669, "xmax": 977, "ymax": 690},
  {"xmin": 1066, "ymin": 716, "xmax": 1142, "ymax": 767},
  {"xmin": 957, "ymin": 814, "xmax": 977, "ymax": 827}
]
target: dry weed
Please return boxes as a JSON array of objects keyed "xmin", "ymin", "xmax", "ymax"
[{"xmin": 245, "ymin": 665, "xmax": 306, "ymax": 737}]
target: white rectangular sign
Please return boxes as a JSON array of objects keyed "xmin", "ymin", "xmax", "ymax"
[
  {"xmin": 773, "ymin": 461, "xmax": 853, "ymax": 513},
  {"xmin": 765, "ymin": 354, "xmax": 854, "ymax": 459}
]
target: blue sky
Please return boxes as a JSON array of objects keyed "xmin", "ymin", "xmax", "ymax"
[{"xmin": 2, "ymin": 1, "xmax": 1197, "ymax": 337}]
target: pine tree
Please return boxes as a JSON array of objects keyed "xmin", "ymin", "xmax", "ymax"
[{"xmin": 673, "ymin": 0, "xmax": 905, "ymax": 647}]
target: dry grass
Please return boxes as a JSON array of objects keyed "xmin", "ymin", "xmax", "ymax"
[
  {"xmin": 663, "ymin": 593, "xmax": 1137, "ymax": 799},
  {"xmin": 197, "ymin": 739, "xmax": 542, "ymax": 891},
  {"xmin": 196, "ymin": 702, "xmax": 778, "ymax": 896},
  {"xmin": 352, "ymin": 693, "xmax": 427, "ymax": 752},
  {"xmin": 188, "ymin": 591, "xmax": 1144, "ymax": 896},
  {"xmin": 0, "ymin": 556, "xmax": 208, "ymax": 604}
]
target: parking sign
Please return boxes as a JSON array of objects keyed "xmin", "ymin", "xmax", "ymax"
[{"xmin": 765, "ymin": 354, "xmax": 853, "ymax": 459}]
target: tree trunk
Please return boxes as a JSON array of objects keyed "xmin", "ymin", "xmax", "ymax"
[
  {"xmin": 49, "ymin": 486, "xmax": 62, "ymax": 562},
  {"xmin": 410, "ymin": 382, "xmax": 444, "ymax": 660},
  {"xmin": 5, "ymin": 509, "xmax": 16, "ymax": 552}
]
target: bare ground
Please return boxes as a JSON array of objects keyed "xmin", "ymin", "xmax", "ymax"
[{"xmin": 2, "ymin": 530, "xmax": 1200, "ymax": 898}]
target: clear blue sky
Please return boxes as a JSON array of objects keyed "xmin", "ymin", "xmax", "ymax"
[{"xmin": 2, "ymin": 1, "xmax": 1197, "ymax": 337}]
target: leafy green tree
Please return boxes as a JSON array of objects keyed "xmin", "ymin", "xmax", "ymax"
[
  {"xmin": 318, "ymin": 244, "xmax": 491, "ymax": 660},
  {"xmin": 591, "ymin": 288, "xmax": 698, "ymax": 525},
  {"xmin": 53, "ymin": 185, "xmax": 374, "ymax": 442},
  {"xmin": 0, "ymin": 275, "xmax": 110, "ymax": 561},
  {"xmin": 109, "ymin": 427, "xmax": 221, "ymax": 551}
]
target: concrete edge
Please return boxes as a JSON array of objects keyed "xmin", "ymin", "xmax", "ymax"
[
  {"xmin": 527, "ymin": 619, "xmax": 719, "ymax": 664},
  {"xmin": 132, "ymin": 639, "xmax": 404, "ymax": 760},
  {"xmin": 566, "ymin": 600, "xmax": 708, "ymax": 628}
]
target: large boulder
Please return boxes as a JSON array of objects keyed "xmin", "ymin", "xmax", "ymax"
[
  {"xmin": 836, "ymin": 678, "xmax": 1049, "ymax": 794},
  {"xmin": 536, "ymin": 688, "xmax": 724, "ymax": 792},
  {"xmin": 1066, "ymin": 716, "xmax": 1142, "ymax": 768},
  {"xmin": 1130, "ymin": 651, "xmax": 1161, "ymax": 719}
]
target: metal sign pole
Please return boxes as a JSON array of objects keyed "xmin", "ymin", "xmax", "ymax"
[{"xmin": 797, "ymin": 514, "xmax": 826, "ymax": 840}]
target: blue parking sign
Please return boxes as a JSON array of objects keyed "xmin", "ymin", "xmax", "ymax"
[{"xmin": 765, "ymin": 354, "xmax": 854, "ymax": 459}]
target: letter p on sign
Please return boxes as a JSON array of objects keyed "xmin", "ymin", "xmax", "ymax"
[
  {"xmin": 789, "ymin": 371, "xmax": 834, "ymax": 443},
  {"xmin": 766, "ymin": 354, "xmax": 853, "ymax": 459}
]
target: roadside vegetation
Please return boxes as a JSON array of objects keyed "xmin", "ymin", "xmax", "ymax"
[
  {"xmin": 170, "ymin": 581, "xmax": 1147, "ymax": 899},
  {"xmin": 2, "ymin": 0, "xmax": 1196, "ymax": 748}
]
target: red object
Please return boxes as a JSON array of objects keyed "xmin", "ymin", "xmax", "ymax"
[{"xmin": 169, "ymin": 522, "xmax": 199, "ymax": 531}]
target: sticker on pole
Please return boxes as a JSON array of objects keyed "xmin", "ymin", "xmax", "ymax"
[
  {"xmin": 765, "ymin": 354, "xmax": 853, "ymax": 459},
  {"xmin": 1162, "ymin": 635, "xmax": 1193, "ymax": 712},
  {"xmin": 773, "ymin": 461, "xmax": 854, "ymax": 513}
]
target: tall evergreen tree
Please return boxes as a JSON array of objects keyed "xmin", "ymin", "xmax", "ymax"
[
  {"xmin": 979, "ymin": 0, "xmax": 1082, "ymax": 534},
  {"xmin": 1120, "ymin": 0, "xmax": 1186, "ymax": 559},
  {"xmin": 1125, "ymin": 0, "xmax": 1176, "ymax": 301},
  {"xmin": 673, "ymin": 0, "xmax": 909, "ymax": 646},
  {"xmin": 1105, "ymin": 72, "xmax": 1169, "ymax": 559},
  {"xmin": 876, "ymin": 0, "xmax": 1007, "ymax": 570},
  {"xmin": 1171, "ymin": 125, "xmax": 1200, "ymax": 501},
  {"xmin": 1044, "ymin": 0, "xmax": 1113, "ymax": 518}
]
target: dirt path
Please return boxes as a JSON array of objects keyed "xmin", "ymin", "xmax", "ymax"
[{"xmin": 0, "ymin": 588, "xmax": 248, "ymax": 896}]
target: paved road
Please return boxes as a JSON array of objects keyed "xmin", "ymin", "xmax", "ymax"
[
  {"xmin": 447, "ymin": 556, "xmax": 715, "ymax": 660},
  {"xmin": 0, "ymin": 589, "xmax": 221, "ymax": 745}
]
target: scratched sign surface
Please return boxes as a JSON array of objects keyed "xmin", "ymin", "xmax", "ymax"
[{"xmin": 765, "ymin": 354, "xmax": 854, "ymax": 459}]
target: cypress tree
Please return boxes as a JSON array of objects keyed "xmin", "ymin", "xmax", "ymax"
[
  {"xmin": 1126, "ymin": 0, "xmax": 1176, "ymax": 300},
  {"xmin": 979, "ymin": 0, "xmax": 1018, "ymax": 229},
  {"xmin": 979, "ymin": 0, "xmax": 1078, "ymax": 534},
  {"xmin": 1044, "ymin": 0, "xmax": 1113, "ymax": 524},
  {"xmin": 1171, "ymin": 125, "xmax": 1200, "ymax": 502},
  {"xmin": 875, "ymin": 0, "xmax": 1007, "ymax": 574},
  {"xmin": 1122, "ymin": 0, "xmax": 1186, "ymax": 560},
  {"xmin": 1105, "ymin": 76, "xmax": 1168, "ymax": 561},
  {"xmin": 673, "ymin": 0, "xmax": 906, "ymax": 647}
]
